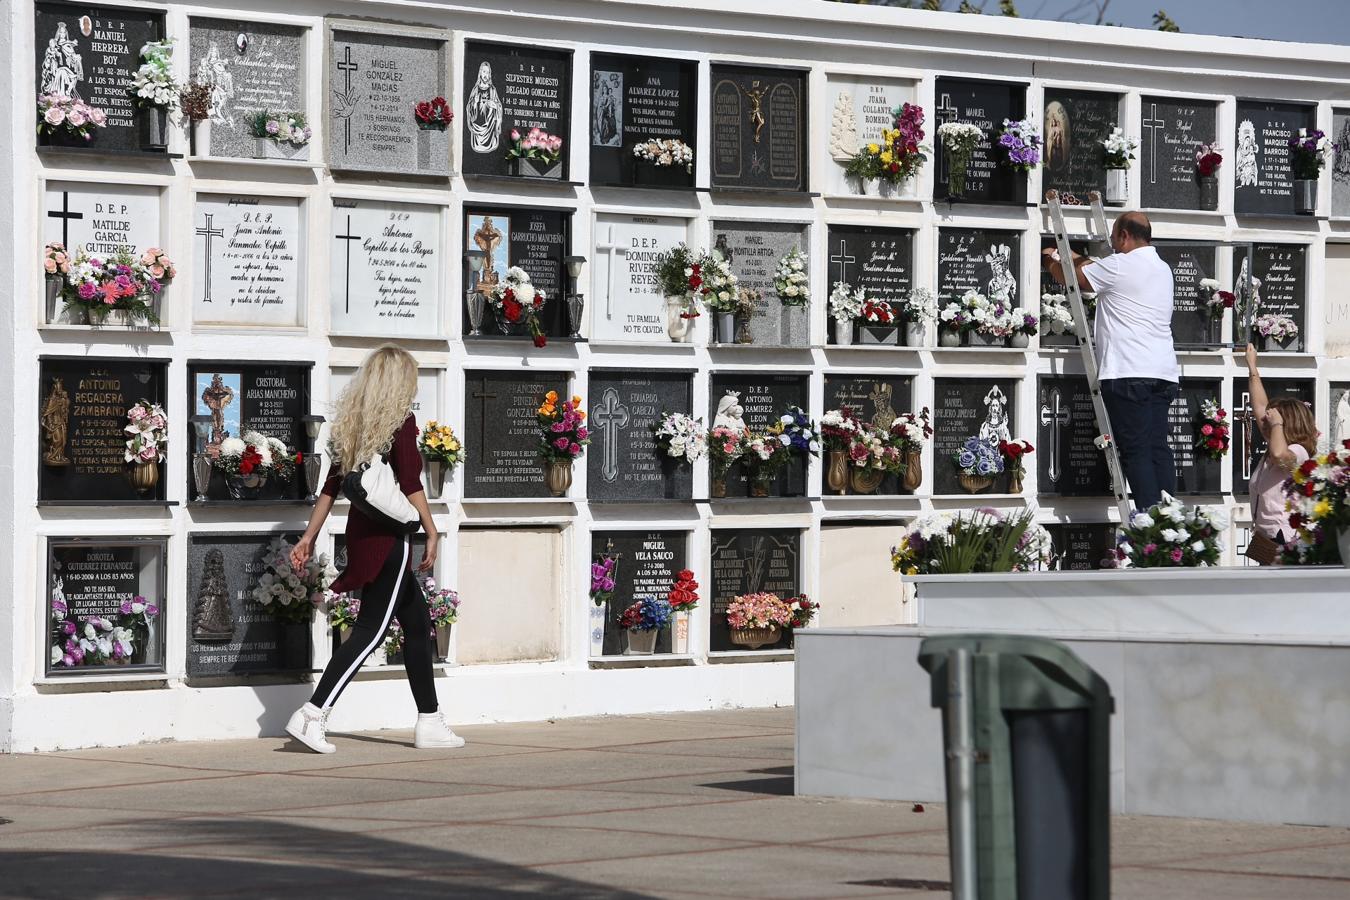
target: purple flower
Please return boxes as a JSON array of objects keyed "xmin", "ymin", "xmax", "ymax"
[
  {"xmin": 61, "ymin": 653, "xmax": 75, "ymax": 667},
  {"xmin": 120, "ymin": 600, "xmax": 133, "ymax": 615},
  {"xmin": 551, "ymin": 422, "xmax": 566, "ymax": 433},
  {"xmin": 78, "ymin": 282, "xmax": 98, "ymax": 300},
  {"xmin": 600, "ymin": 577, "xmax": 615, "ymax": 592},
  {"xmin": 62, "ymin": 621, "xmax": 76, "ymax": 635},
  {"xmin": 265, "ymin": 120, "xmax": 280, "ymax": 135}
]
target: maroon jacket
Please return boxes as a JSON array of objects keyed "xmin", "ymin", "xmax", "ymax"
[{"xmin": 323, "ymin": 414, "xmax": 424, "ymax": 593}]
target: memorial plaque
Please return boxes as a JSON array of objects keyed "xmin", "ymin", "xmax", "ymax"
[
  {"xmin": 709, "ymin": 529, "xmax": 801, "ymax": 652},
  {"xmin": 825, "ymin": 225, "xmax": 915, "ymax": 301},
  {"xmin": 186, "ymin": 532, "xmax": 309, "ymax": 676},
  {"xmin": 824, "ymin": 373, "xmax": 915, "ymax": 495},
  {"xmin": 44, "ymin": 181, "xmax": 160, "ymax": 258},
  {"xmin": 462, "ymin": 41, "xmax": 571, "ymax": 178},
  {"xmin": 592, "ymin": 531, "xmax": 687, "ymax": 655},
  {"xmin": 710, "ymin": 65, "xmax": 807, "ymax": 192},
  {"xmin": 34, "ymin": 3, "xmax": 166, "ymax": 153},
  {"xmin": 1332, "ymin": 383, "xmax": 1350, "ymax": 451},
  {"xmin": 330, "ymin": 198, "xmax": 443, "ymax": 336},
  {"xmin": 48, "ymin": 538, "xmax": 165, "ymax": 673},
  {"xmin": 933, "ymin": 377, "xmax": 1018, "ymax": 495},
  {"xmin": 1042, "ymin": 89, "xmax": 1119, "ymax": 205},
  {"xmin": 463, "ymin": 206, "xmax": 569, "ymax": 337},
  {"xmin": 1036, "ymin": 376, "xmax": 1109, "ymax": 497},
  {"xmin": 590, "ymin": 53, "xmax": 698, "ymax": 188},
  {"xmin": 1234, "ymin": 99, "xmax": 1317, "ymax": 216},
  {"xmin": 1232, "ymin": 377, "xmax": 1314, "ymax": 495},
  {"xmin": 1155, "ymin": 241, "xmax": 1219, "ymax": 346},
  {"xmin": 332, "ymin": 367, "xmax": 439, "ymax": 426},
  {"xmin": 1167, "ymin": 379, "xmax": 1223, "ymax": 494},
  {"xmin": 192, "ymin": 194, "xmax": 303, "ymax": 327},
  {"xmin": 587, "ymin": 370, "xmax": 694, "ymax": 503},
  {"xmin": 1232, "ymin": 244, "xmax": 1307, "ymax": 349},
  {"xmin": 709, "ymin": 373, "xmax": 809, "ymax": 496},
  {"xmin": 189, "ymin": 19, "xmax": 307, "ymax": 159},
  {"xmin": 933, "ymin": 77, "xmax": 1026, "ymax": 203},
  {"xmin": 591, "ymin": 213, "xmax": 690, "ymax": 344},
  {"xmin": 1044, "ymin": 524, "xmax": 1117, "ymax": 571},
  {"xmin": 464, "ymin": 370, "xmax": 568, "ymax": 499},
  {"xmin": 938, "ymin": 228, "xmax": 1023, "ymax": 307},
  {"xmin": 327, "ymin": 21, "xmax": 451, "ymax": 176},
  {"xmin": 1334, "ymin": 109, "xmax": 1350, "ymax": 218},
  {"xmin": 711, "ymin": 221, "xmax": 809, "ymax": 347},
  {"xmin": 188, "ymin": 362, "xmax": 311, "ymax": 501},
  {"xmin": 38, "ymin": 357, "xmax": 168, "ymax": 503},
  {"xmin": 1139, "ymin": 96, "xmax": 1219, "ymax": 210},
  {"xmin": 823, "ymin": 75, "xmax": 917, "ymax": 195}
]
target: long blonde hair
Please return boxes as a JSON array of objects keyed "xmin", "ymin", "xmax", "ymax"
[{"xmin": 330, "ymin": 344, "xmax": 417, "ymax": 474}]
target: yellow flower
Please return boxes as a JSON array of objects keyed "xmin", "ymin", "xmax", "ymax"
[
  {"xmin": 1293, "ymin": 469, "xmax": 1306, "ymax": 484},
  {"xmin": 880, "ymin": 150, "xmax": 894, "ymax": 165},
  {"xmin": 571, "ymin": 395, "xmax": 582, "ymax": 407},
  {"xmin": 867, "ymin": 143, "xmax": 880, "ymax": 155},
  {"xmin": 1314, "ymin": 499, "xmax": 1331, "ymax": 519},
  {"xmin": 906, "ymin": 566, "xmax": 918, "ymax": 576},
  {"xmin": 447, "ymin": 439, "xmax": 459, "ymax": 450}
]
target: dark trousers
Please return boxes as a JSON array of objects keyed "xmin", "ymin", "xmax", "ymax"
[
  {"xmin": 311, "ymin": 536, "xmax": 438, "ymax": 714},
  {"xmin": 1101, "ymin": 378, "xmax": 1179, "ymax": 512}
]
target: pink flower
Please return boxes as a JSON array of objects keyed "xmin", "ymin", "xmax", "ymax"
[
  {"xmin": 67, "ymin": 109, "xmax": 86, "ymax": 127},
  {"xmin": 44, "ymin": 258, "xmax": 57, "ymax": 274},
  {"xmin": 551, "ymin": 421, "xmax": 566, "ymax": 433},
  {"xmin": 511, "ymin": 129, "xmax": 521, "ymax": 140},
  {"xmin": 575, "ymin": 427, "xmax": 588, "ymax": 440},
  {"xmin": 553, "ymin": 437, "xmax": 569, "ymax": 450},
  {"xmin": 44, "ymin": 106, "xmax": 65, "ymax": 126},
  {"xmin": 90, "ymin": 108, "xmax": 107, "ymax": 126},
  {"xmin": 1143, "ymin": 543, "xmax": 1158, "ymax": 555},
  {"xmin": 1170, "ymin": 547, "xmax": 1184, "ymax": 563},
  {"xmin": 1201, "ymin": 424, "xmax": 1213, "ymax": 436},
  {"xmin": 569, "ymin": 443, "xmax": 581, "ymax": 455},
  {"xmin": 77, "ymin": 282, "xmax": 97, "ymax": 300}
]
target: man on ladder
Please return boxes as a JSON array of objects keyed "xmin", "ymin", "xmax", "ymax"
[{"xmin": 1042, "ymin": 208, "xmax": 1179, "ymax": 512}]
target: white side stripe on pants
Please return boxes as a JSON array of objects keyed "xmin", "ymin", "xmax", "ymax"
[{"xmin": 319, "ymin": 536, "xmax": 408, "ymax": 711}]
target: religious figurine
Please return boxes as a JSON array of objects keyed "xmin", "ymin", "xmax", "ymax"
[
  {"xmin": 868, "ymin": 383, "xmax": 897, "ymax": 431},
  {"xmin": 1043, "ymin": 102, "xmax": 1071, "ymax": 171},
  {"xmin": 979, "ymin": 385, "xmax": 1012, "ymax": 446},
  {"xmin": 195, "ymin": 43, "xmax": 235, "ymax": 126},
  {"xmin": 744, "ymin": 82, "xmax": 767, "ymax": 144},
  {"xmin": 1235, "ymin": 120, "xmax": 1259, "ymax": 188},
  {"xmin": 39, "ymin": 22, "xmax": 83, "ymax": 99},
  {"xmin": 41, "ymin": 377, "xmax": 71, "ymax": 467},
  {"xmin": 592, "ymin": 74, "xmax": 621, "ymax": 147},
  {"xmin": 828, "ymin": 91, "xmax": 857, "ymax": 162},
  {"xmin": 985, "ymin": 244, "xmax": 1017, "ymax": 304},
  {"xmin": 473, "ymin": 216, "xmax": 504, "ymax": 292},
  {"xmin": 713, "ymin": 391, "xmax": 747, "ymax": 434},
  {"xmin": 200, "ymin": 374, "xmax": 235, "ymax": 451},
  {"xmin": 193, "ymin": 549, "xmax": 235, "ymax": 642},
  {"xmin": 465, "ymin": 61, "xmax": 503, "ymax": 154}
]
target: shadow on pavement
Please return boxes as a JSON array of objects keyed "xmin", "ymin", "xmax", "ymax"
[{"xmin": 701, "ymin": 765, "xmax": 795, "ymax": 797}]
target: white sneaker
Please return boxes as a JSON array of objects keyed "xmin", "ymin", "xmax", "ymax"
[
  {"xmin": 285, "ymin": 702, "xmax": 336, "ymax": 754},
  {"xmin": 414, "ymin": 711, "xmax": 466, "ymax": 749}
]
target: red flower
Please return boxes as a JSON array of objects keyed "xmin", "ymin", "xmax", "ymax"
[
  {"xmin": 238, "ymin": 446, "xmax": 263, "ymax": 476},
  {"xmin": 677, "ymin": 569, "xmax": 695, "ymax": 581},
  {"xmin": 415, "ymin": 101, "xmax": 431, "ymax": 121},
  {"xmin": 688, "ymin": 274, "xmax": 703, "ymax": 291},
  {"xmin": 1290, "ymin": 512, "xmax": 1305, "ymax": 530},
  {"xmin": 503, "ymin": 297, "xmax": 523, "ymax": 323},
  {"xmin": 1304, "ymin": 482, "xmax": 1316, "ymax": 497},
  {"xmin": 295, "ymin": 451, "xmax": 303, "ymax": 464},
  {"xmin": 533, "ymin": 333, "xmax": 547, "ymax": 348},
  {"xmin": 1300, "ymin": 459, "xmax": 1318, "ymax": 476}
]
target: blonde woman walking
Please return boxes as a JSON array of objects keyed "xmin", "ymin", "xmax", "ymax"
[{"xmin": 284, "ymin": 344, "xmax": 462, "ymax": 753}]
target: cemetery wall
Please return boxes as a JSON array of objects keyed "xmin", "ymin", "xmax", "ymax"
[{"xmin": 5, "ymin": 0, "xmax": 1350, "ymax": 749}]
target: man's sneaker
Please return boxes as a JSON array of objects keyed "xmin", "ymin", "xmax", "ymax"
[
  {"xmin": 414, "ymin": 711, "xmax": 466, "ymax": 749},
  {"xmin": 285, "ymin": 702, "xmax": 336, "ymax": 754}
]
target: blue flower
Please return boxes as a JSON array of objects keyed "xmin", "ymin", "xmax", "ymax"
[{"xmin": 958, "ymin": 451, "xmax": 977, "ymax": 468}]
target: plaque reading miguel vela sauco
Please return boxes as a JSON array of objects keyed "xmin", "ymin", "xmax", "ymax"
[
  {"xmin": 709, "ymin": 529, "xmax": 801, "ymax": 652},
  {"xmin": 1233, "ymin": 99, "xmax": 1316, "ymax": 217},
  {"xmin": 590, "ymin": 53, "xmax": 698, "ymax": 188},
  {"xmin": 464, "ymin": 370, "xmax": 568, "ymax": 499},
  {"xmin": 462, "ymin": 41, "xmax": 571, "ymax": 179},
  {"xmin": 587, "ymin": 370, "xmax": 694, "ymax": 503},
  {"xmin": 193, "ymin": 194, "xmax": 304, "ymax": 327},
  {"xmin": 1139, "ymin": 96, "xmax": 1218, "ymax": 211},
  {"xmin": 710, "ymin": 65, "xmax": 807, "ymax": 192},
  {"xmin": 711, "ymin": 221, "xmax": 809, "ymax": 347},
  {"xmin": 590, "ymin": 213, "xmax": 690, "ymax": 344},
  {"xmin": 592, "ymin": 531, "xmax": 686, "ymax": 655},
  {"xmin": 330, "ymin": 198, "xmax": 442, "ymax": 337},
  {"xmin": 1042, "ymin": 88, "xmax": 1119, "ymax": 205}
]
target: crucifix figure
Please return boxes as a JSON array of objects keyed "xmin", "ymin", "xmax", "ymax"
[
  {"xmin": 335, "ymin": 45, "xmax": 360, "ymax": 154},
  {"xmin": 1040, "ymin": 388, "xmax": 1070, "ymax": 485},
  {"xmin": 593, "ymin": 387, "xmax": 631, "ymax": 484},
  {"xmin": 1141, "ymin": 103, "xmax": 1165, "ymax": 186},
  {"xmin": 335, "ymin": 215, "xmax": 363, "ymax": 314},
  {"xmin": 47, "ymin": 191, "xmax": 84, "ymax": 249},
  {"xmin": 201, "ymin": 373, "xmax": 236, "ymax": 450},
  {"xmin": 196, "ymin": 213, "xmax": 225, "ymax": 303},
  {"xmin": 744, "ymin": 81, "xmax": 767, "ymax": 144},
  {"xmin": 595, "ymin": 226, "xmax": 628, "ymax": 319},
  {"xmin": 470, "ymin": 384, "xmax": 497, "ymax": 464},
  {"xmin": 830, "ymin": 239, "xmax": 856, "ymax": 286}
]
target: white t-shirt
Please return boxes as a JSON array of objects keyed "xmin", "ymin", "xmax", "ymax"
[{"xmin": 1082, "ymin": 245, "xmax": 1179, "ymax": 382}]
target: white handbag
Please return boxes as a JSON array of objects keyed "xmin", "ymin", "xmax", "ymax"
[{"xmin": 342, "ymin": 453, "xmax": 421, "ymax": 534}]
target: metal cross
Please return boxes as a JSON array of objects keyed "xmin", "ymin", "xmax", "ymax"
[
  {"xmin": 595, "ymin": 225, "xmax": 628, "ymax": 320},
  {"xmin": 470, "ymin": 384, "xmax": 497, "ymax": 464},
  {"xmin": 47, "ymin": 191, "xmax": 84, "ymax": 249},
  {"xmin": 195, "ymin": 213, "xmax": 225, "ymax": 303},
  {"xmin": 829, "ymin": 239, "xmax": 856, "ymax": 286},
  {"xmin": 935, "ymin": 93, "xmax": 959, "ymax": 186},
  {"xmin": 593, "ymin": 387, "xmax": 631, "ymax": 484},
  {"xmin": 334, "ymin": 214, "xmax": 363, "ymax": 314},
  {"xmin": 337, "ymin": 45, "xmax": 360, "ymax": 153},
  {"xmin": 1142, "ymin": 103, "xmax": 1166, "ymax": 185},
  {"xmin": 1040, "ymin": 388, "xmax": 1071, "ymax": 484}
]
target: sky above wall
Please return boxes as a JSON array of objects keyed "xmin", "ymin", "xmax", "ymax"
[{"xmin": 1106, "ymin": 0, "xmax": 1349, "ymax": 43}]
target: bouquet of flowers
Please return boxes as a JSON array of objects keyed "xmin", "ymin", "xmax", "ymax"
[
  {"xmin": 618, "ymin": 596, "xmax": 672, "ymax": 632},
  {"xmin": 590, "ymin": 556, "xmax": 617, "ymax": 607},
  {"xmin": 997, "ymin": 117, "xmax": 1042, "ymax": 172},
  {"xmin": 848, "ymin": 423, "xmax": 903, "ymax": 473},
  {"xmin": 537, "ymin": 391, "xmax": 589, "ymax": 462},
  {"xmin": 506, "ymin": 127, "xmax": 563, "ymax": 165},
  {"xmin": 124, "ymin": 400, "xmax": 168, "ymax": 465},
  {"xmin": 734, "ymin": 287, "xmax": 759, "ymax": 328},
  {"xmin": 492, "ymin": 266, "xmax": 549, "ymax": 347},
  {"xmin": 773, "ymin": 247, "xmax": 810, "ymax": 307},
  {"xmin": 776, "ymin": 406, "xmax": 821, "ymax": 457},
  {"xmin": 1289, "ymin": 128, "xmax": 1334, "ymax": 180},
  {"xmin": 891, "ymin": 508, "xmax": 1053, "ymax": 575},
  {"xmin": 1100, "ymin": 126, "xmax": 1138, "ymax": 169},
  {"xmin": 880, "ymin": 102, "xmax": 930, "ymax": 184},
  {"xmin": 414, "ymin": 96, "xmax": 453, "ymax": 129},
  {"xmin": 654, "ymin": 244, "xmax": 726, "ymax": 319},
  {"xmin": 418, "ymin": 420, "xmax": 465, "ymax": 469},
  {"xmin": 653, "ymin": 411, "xmax": 707, "ymax": 463},
  {"xmin": 1012, "ymin": 309, "xmax": 1038, "ymax": 336},
  {"xmin": 708, "ymin": 425, "xmax": 747, "ymax": 479},
  {"xmin": 726, "ymin": 592, "xmax": 793, "ymax": 630},
  {"xmin": 1195, "ymin": 143, "xmax": 1223, "ymax": 177},
  {"xmin": 252, "ymin": 536, "xmax": 335, "ymax": 623},
  {"xmin": 382, "ymin": 620, "xmax": 405, "ymax": 658},
  {"xmin": 940, "ymin": 296, "xmax": 976, "ymax": 334},
  {"xmin": 955, "ymin": 289, "xmax": 998, "ymax": 335},
  {"xmin": 63, "ymin": 246, "xmax": 176, "ymax": 322},
  {"xmin": 1199, "ymin": 278, "xmax": 1235, "ymax": 320},
  {"xmin": 1112, "ymin": 493, "xmax": 1227, "ymax": 568},
  {"xmin": 786, "ymin": 594, "xmax": 819, "ymax": 629},
  {"xmin": 897, "ymin": 287, "xmax": 937, "ymax": 325},
  {"xmin": 820, "ymin": 408, "xmax": 861, "ymax": 454},
  {"xmin": 131, "ymin": 39, "xmax": 182, "ymax": 121},
  {"xmin": 1284, "ymin": 440, "xmax": 1350, "ymax": 563},
  {"xmin": 828, "ymin": 282, "xmax": 866, "ymax": 326},
  {"xmin": 668, "ymin": 569, "xmax": 699, "ymax": 612},
  {"xmin": 954, "ymin": 436, "xmax": 1004, "ymax": 478},
  {"xmin": 937, "ymin": 121, "xmax": 984, "ymax": 195},
  {"xmin": 633, "ymin": 137, "xmax": 694, "ymax": 173},
  {"xmin": 1196, "ymin": 400, "xmax": 1230, "ymax": 460},
  {"xmin": 50, "ymin": 593, "xmax": 160, "ymax": 668},
  {"xmin": 37, "ymin": 94, "xmax": 108, "ymax": 141},
  {"xmin": 998, "ymin": 439, "xmax": 1035, "ymax": 479},
  {"xmin": 44, "ymin": 241, "xmax": 71, "ymax": 280},
  {"xmin": 250, "ymin": 110, "xmax": 311, "ymax": 147},
  {"xmin": 180, "ymin": 82, "xmax": 211, "ymax": 124},
  {"xmin": 1255, "ymin": 313, "xmax": 1298, "ymax": 343},
  {"xmin": 702, "ymin": 251, "xmax": 739, "ymax": 313},
  {"xmin": 423, "ymin": 576, "xmax": 460, "ymax": 627},
  {"xmin": 214, "ymin": 430, "xmax": 296, "ymax": 482},
  {"xmin": 890, "ymin": 409, "xmax": 931, "ymax": 454},
  {"xmin": 325, "ymin": 592, "xmax": 360, "ymax": 631},
  {"xmin": 844, "ymin": 142, "xmax": 883, "ymax": 182},
  {"xmin": 1040, "ymin": 293, "xmax": 1075, "ymax": 334},
  {"xmin": 744, "ymin": 430, "xmax": 793, "ymax": 483},
  {"xmin": 860, "ymin": 298, "xmax": 896, "ymax": 325}
]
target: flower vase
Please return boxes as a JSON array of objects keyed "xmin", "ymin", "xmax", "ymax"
[
  {"xmin": 968, "ymin": 329, "xmax": 1002, "ymax": 347},
  {"xmin": 750, "ymin": 475, "xmax": 772, "ymax": 498},
  {"xmin": 902, "ymin": 450, "xmax": 922, "ymax": 493},
  {"xmin": 958, "ymin": 473, "xmax": 993, "ymax": 494},
  {"xmin": 833, "ymin": 320, "xmax": 855, "ymax": 346},
  {"xmin": 710, "ymin": 475, "xmax": 727, "ymax": 499},
  {"xmin": 466, "ymin": 290, "xmax": 487, "ymax": 336},
  {"xmin": 589, "ymin": 603, "xmax": 607, "ymax": 657},
  {"xmin": 664, "ymin": 296, "xmax": 694, "ymax": 343},
  {"xmin": 1105, "ymin": 167, "xmax": 1128, "ymax": 206},
  {"xmin": 735, "ymin": 315, "xmax": 753, "ymax": 345},
  {"xmin": 1009, "ymin": 470, "xmax": 1024, "ymax": 494},
  {"xmin": 139, "ymin": 107, "xmax": 169, "ymax": 152},
  {"xmin": 303, "ymin": 452, "xmax": 323, "ymax": 500},
  {"xmin": 877, "ymin": 178, "xmax": 896, "ymax": 199},
  {"xmin": 846, "ymin": 175, "xmax": 875, "ymax": 196},
  {"xmin": 859, "ymin": 324, "xmax": 899, "ymax": 345},
  {"xmin": 945, "ymin": 152, "xmax": 968, "ymax": 198},
  {"xmin": 904, "ymin": 321, "xmax": 926, "ymax": 347},
  {"xmin": 1262, "ymin": 335, "xmax": 1293, "ymax": 352},
  {"xmin": 825, "ymin": 451, "xmax": 849, "ymax": 494},
  {"xmin": 434, "ymin": 623, "xmax": 452, "ymax": 662},
  {"xmin": 1294, "ymin": 178, "xmax": 1317, "ymax": 215},
  {"xmin": 128, "ymin": 460, "xmax": 159, "ymax": 494},
  {"xmin": 730, "ymin": 625, "xmax": 780, "ymax": 650},
  {"xmin": 566, "ymin": 293, "xmax": 585, "ymax": 339},
  {"xmin": 192, "ymin": 119, "xmax": 211, "ymax": 157},
  {"xmin": 103, "ymin": 309, "xmax": 132, "ymax": 327},
  {"xmin": 44, "ymin": 279, "xmax": 61, "ymax": 324},
  {"xmin": 425, "ymin": 459, "xmax": 446, "ymax": 500},
  {"xmin": 1198, "ymin": 175, "xmax": 1218, "ymax": 211},
  {"xmin": 716, "ymin": 312, "xmax": 737, "ymax": 344},
  {"xmin": 625, "ymin": 627, "xmax": 658, "ymax": 656},
  {"xmin": 660, "ymin": 454, "xmax": 683, "ymax": 500},
  {"xmin": 1009, "ymin": 332, "xmax": 1030, "ymax": 349},
  {"xmin": 515, "ymin": 157, "xmax": 563, "ymax": 180},
  {"xmin": 192, "ymin": 454, "xmax": 213, "ymax": 502},
  {"xmin": 544, "ymin": 460, "xmax": 572, "ymax": 497},
  {"xmin": 850, "ymin": 467, "xmax": 885, "ymax": 495},
  {"xmin": 226, "ymin": 471, "xmax": 268, "ymax": 500},
  {"xmin": 673, "ymin": 610, "xmax": 691, "ymax": 655},
  {"xmin": 1338, "ymin": 529, "xmax": 1350, "ymax": 568},
  {"xmin": 939, "ymin": 328, "xmax": 962, "ymax": 348}
]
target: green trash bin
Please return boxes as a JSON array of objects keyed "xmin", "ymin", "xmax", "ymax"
[{"xmin": 918, "ymin": 634, "xmax": 1113, "ymax": 900}]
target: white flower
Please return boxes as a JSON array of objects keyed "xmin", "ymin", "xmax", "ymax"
[
  {"xmin": 219, "ymin": 437, "xmax": 246, "ymax": 457},
  {"xmin": 1205, "ymin": 506, "xmax": 1230, "ymax": 530},
  {"xmin": 1160, "ymin": 528, "xmax": 1188, "ymax": 543},
  {"xmin": 51, "ymin": 645, "xmax": 62, "ymax": 665},
  {"xmin": 1130, "ymin": 513, "xmax": 1155, "ymax": 529},
  {"xmin": 1191, "ymin": 540, "xmax": 1207, "ymax": 553}
]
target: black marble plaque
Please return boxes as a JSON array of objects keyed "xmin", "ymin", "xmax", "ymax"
[
  {"xmin": 1232, "ymin": 378, "xmax": 1314, "ymax": 495},
  {"xmin": 592, "ymin": 531, "xmax": 686, "ymax": 655},
  {"xmin": 933, "ymin": 377, "xmax": 1018, "ymax": 495},
  {"xmin": 464, "ymin": 370, "xmax": 569, "ymax": 499},
  {"xmin": 710, "ymin": 65, "xmax": 807, "ymax": 192},
  {"xmin": 1167, "ymin": 379, "xmax": 1223, "ymax": 494},
  {"xmin": 1044, "ymin": 524, "xmax": 1118, "ymax": 571},
  {"xmin": 709, "ymin": 528, "xmax": 800, "ymax": 652},
  {"xmin": 34, "ymin": 3, "xmax": 166, "ymax": 153},
  {"xmin": 1042, "ymin": 89, "xmax": 1119, "ymax": 205},
  {"xmin": 1155, "ymin": 241, "xmax": 1219, "ymax": 346},
  {"xmin": 1232, "ymin": 244, "xmax": 1307, "ymax": 349},
  {"xmin": 1139, "ymin": 96, "xmax": 1219, "ymax": 210},
  {"xmin": 461, "ymin": 41, "xmax": 571, "ymax": 178},
  {"xmin": 39, "ymin": 357, "xmax": 168, "ymax": 503},
  {"xmin": 587, "ymin": 370, "xmax": 694, "ymax": 502},
  {"xmin": 824, "ymin": 373, "xmax": 915, "ymax": 495},
  {"xmin": 709, "ymin": 373, "xmax": 810, "ymax": 496},
  {"xmin": 938, "ymin": 228, "xmax": 1023, "ymax": 307},
  {"xmin": 933, "ymin": 77, "xmax": 1027, "ymax": 203},
  {"xmin": 463, "ymin": 205, "xmax": 571, "ymax": 338},
  {"xmin": 825, "ymin": 225, "xmax": 915, "ymax": 301},
  {"xmin": 53, "ymin": 544, "xmax": 139, "ymax": 618},
  {"xmin": 590, "ymin": 53, "xmax": 697, "ymax": 188},
  {"xmin": 1234, "ymin": 99, "xmax": 1317, "ymax": 216},
  {"xmin": 1036, "ymin": 376, "xmax": 1109, "ymax": 497}
]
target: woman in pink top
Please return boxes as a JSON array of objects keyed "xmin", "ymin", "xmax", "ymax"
[{"xmin": 1245, "ymin": 344, "xmax": 1320, "ymax": 549}]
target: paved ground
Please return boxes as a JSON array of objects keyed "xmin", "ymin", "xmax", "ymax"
[{"xmin": 1, "ymin": 708, "xmax": 1348, "ymax": 899}]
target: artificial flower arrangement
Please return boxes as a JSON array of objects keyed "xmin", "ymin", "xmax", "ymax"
[
  {"xmin": 252, "ymin": 536, "xmax": 335, "ymax": 623},
  {"xmin": 43, "ymin": 241, "xmax": 71, "ymax": 280},
  {"xmin": 1198, "ymin": 278, "xmax": 1235, "ymax": 320},
  {"xmin": 418, "ymin": 420, "xmax": 465, "ymax": 470},
  {"xmin": 743, "ymin": 429, "xmax": 793, "ymax": 488},
  {"xmin": 726, "ymin": 592, "xmax": 793, "ymax": 630},
  {"xmin": 179, "ymin": 82, "xmax": 211, "ymax": 125},
  {"xmin": 633, "ymin": 137, "xmax": 694, "ymax": 173},
  {"xmin": 250, "ymin": 110, "xmax": 311, "ymax": 147},
  {"xmin": 848, "ymin": 422, "xmax": 903, "ymax": 473},
  {"xmin": 777, "ymin": 406, "xmax": 821, "ymax": 458},
  {"xmin": 897, "ymin": 287, "xmax": 938, "ymax": 326},
  {"xmin": 124, "ymin": 400, "xmax": 168, "ymax": 466},
  {"xmin": 1254, "ymin": 313, "xmax": 1299, "ymax": 344},
  {"xmin": 414, "ymin": 96, "xmax": 453, "ymax": 129},
  {"xmin": 506, "ymin": 127, "xmax": 563, "ymax": 166},
  {"xmin": 890, "ymin": 508, "xmax": 1052, "ymax": 575},
  {"xmin": 423, "ymin": 576, "xmax": 460, "ymax": 628},
  {"xmin": 492, "ymin": 265, "xmax": 549, "ymax": 347},
  {"xmin": 820, "ymin": 407, "xmax": 862, "ymax": 455},
  {"xmin": 325, "ymin": 591, "xmax": 360, "ymax": 632},
  {"xmin": 382, "ymin": 620, "xmax": 406, "ymax": 659},
  {"xmin": 50, "ymin": 592, "xmax": 160, "ymax": 668},
  {"xmin": 60, "ymin": 246, "xmax": 177, "ymax": 324},
  {"xmin": 1195, "ymin": 143, "xmax": 1223, "ymax": 177},
  {"xmin": 953, "ymin": 436, "xmax": 1005, "ymax": 479},
  {"xmin": 998, "ymin": 439, "xmax": 1034, "ymax": 486},
  {"xmin": 37, "ymin": 94, "xmax": 108, "ymax": 141},
  {"xmin": 131, "ymin": 39, "xmax": 183, "ymax": 122},
  {"xmin": 699, "ymin": 259, "xmax": 743, "ymax": 316},
  {"xmin": 1196, "ymin": 400, "xmax": 1230, "ymax": 460},
  {"xmin": 537, "ymin": 391, "xmax": 589, "ymax": 462},
  {"xmin": 773, "ymin": 247, "xmax": 810, "ymax": 307},
  {"xmin": 1039, "ymin": 291, "xmax": 1096, "ymax": 335},
  {"xmin": 860, "ymin": 298, "xmax": 896, "ymax": 326},
  {"xmin": 1109, "ymin": 493, "xmax": 1227, "ymax": 568},
  {"xmin": 707, "ymin": 425, "xmax": 747, "ymax": 485},
  {"xmin": 890, "ymin": 409, "xmax": 932, "ymax": 455},
  {"xmin": 213, "ymin": 430, "xmax": 297, "ymax": 483},
  {"xmin": 1100, "ymin": 126, "xmax": 1138, "ymax": 169},
  {"xmin": 1011, "ymin": 308, "xmax": 1039, "ymax": 337},
  {"xmin": 1289, "ymin": 128, "xmax": 1334, "ymax": 180},
  {"xmin": 828, "ymin": 282, "xmax": 866, "ymax": 332},
  {"xmin": 654, "ymin": 244, "xmax": 737, "ymax": 321},
  {"xmin": 668, "ymin": 569, "xmax": 699, "ymax": 613},
  {"xmin": 590, "ymin": 555, "xmax": 617, "ymax": 607},
  {"xmin": 997, "ymin": 117, "xmax": 1042, "ymax": 172},
  {"xmin": 618, "ymin": 596, "xmax": 673, "ymax": 632},
  {"xmin": 881, "ymin": 102, "xmax": 929, "ymax": 184},
  {"xmin": 937, "ymin": 121, "xmax": 984, "ymax": 196},
  {"xmin": 786, "ymin": 594, "xmax": 819, "ymax": 630},
  {"xmin": 653, "ymin": 411, "xmax": 708, "ymax": 463},
  {"xmin": 1283, "ymin": 439, "xmax": 1350, "ymax": 565}
]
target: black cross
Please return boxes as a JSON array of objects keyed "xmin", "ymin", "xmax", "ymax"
[
  {"xmin": 196, "ymin": 213, "xmax": 225, "ymax": 303},
  {"xmin": 47, "ymin": 191, "xmax": 84, "ymax": 249},
  {"xmin": 337, "ymin": 45, "xmax": 359, "ymax": 154},
  {"xmin": 830, "ymin": 239, "xmax": 855, "ymax": 286},
  {"xmin": 470, "ymin": 385, "xmax": 497, "ymax": 463},
  {"xmin": 335, "ymin": 215, "xmax": 363, "ymax": 314}
]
